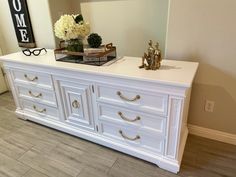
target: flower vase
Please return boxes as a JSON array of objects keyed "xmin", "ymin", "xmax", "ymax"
[{"xmin": 66, "ymin": 38, "xmax": 84, "ymax": 52}]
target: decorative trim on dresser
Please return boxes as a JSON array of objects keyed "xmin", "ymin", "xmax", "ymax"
[
  {"xmin": 0, "ymin": 50, "xmax": 198, "ymax": 173},
  {"xmin": 188, "ymin": 124, "xmax": 236, "ymax": 146}
]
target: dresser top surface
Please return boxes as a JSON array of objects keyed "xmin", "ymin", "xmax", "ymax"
[{"xmin": 0, "ymin": 50, "xmax": 198, "ymax": 87}]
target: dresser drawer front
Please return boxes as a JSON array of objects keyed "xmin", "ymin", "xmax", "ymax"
[
  {"xmin": 12, "ymin": 69, "xmax": 53, "ymax": 90},
  {"xmin": 100, "ymin": 121, "xmax": 164, "ymax": 154},
  {"xmin": 20, "ymin": 99, "xmax": 60, "ymax": 121},
  {"xmin": 98, "ymin": 104, "xmax": 166, "ymax": 135},
  {"xmin": 16, "ymin": 85, "xmax": 57, "ymax": 107},
  {"xmin": 96, "ymin": 85, "xmax": 168, "ymax": 116}
]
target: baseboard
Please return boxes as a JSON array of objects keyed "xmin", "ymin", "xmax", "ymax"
[{"xmin": 188, "ymin": 124, "xmax": 236, "ymax": 146}]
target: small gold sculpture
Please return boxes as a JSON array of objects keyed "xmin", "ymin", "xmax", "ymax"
[{"xmin": 139, "ymin": 40, "xmax": 162, "ymax": 70}]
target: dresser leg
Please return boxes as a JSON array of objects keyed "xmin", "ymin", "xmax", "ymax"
[
  {"xmin": 156, "ymin": 160, "xmax": 180, "ymax": 174},
  {"xmin": 15, "ymin": 109, "xmax": 28, "ymax": 120}
]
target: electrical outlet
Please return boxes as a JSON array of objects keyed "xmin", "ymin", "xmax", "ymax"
[{"xmin": 205, "ymin": 100, "xmax": 215, "ymax": 112}]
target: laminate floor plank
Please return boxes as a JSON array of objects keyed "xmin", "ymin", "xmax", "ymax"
[
  {"xmin": 0, "ymin": 92, "xmax": 16, "ymax": 112},
  {"xmin": 45, "ymin": 143, "xmax": 84, "ymax": 169},
  {"xmin": 179, "ymin": 164, "xmax": 224, "ymax": 177},
  {"xmin": 48, "ymin": 131, "xmax": 97, "ymax": 152},
  {"xmin": 4, "ymin": 130, "xmax": 58, "ymax": 154},
  {"xmin": 22, "ymin": 169, "xmax": 50, "ymax": 177},
  {"xmin": 1, "ymin": 132, "xmax": 34, "ymax": 151},
  {"xmin": 0, "ymin": 152, "xmax": 30, "ymax": 177},
  {"xmin": 195, "ymin": 151, "xmax": 236, "ymax": 177},
  {"xmin": 68, "ymin": 147, "xmax": 117, "ymax": 173},
  {"xmin": 0, "ymin": 108, "xmax": 26, "ymax": 131},
  {"xmin": 0, "ymin": 127, "xmax": 10, "ymax": 138},
  {"xmin": 18, "ymin": 149, "xmax": 82, "ymax": 177},
  {"xmin": 0, "ymin": 92, "xmax": 236, "ymax": 177},
  {"xmin": 0, "ymin": 138, "xmax": 28, "ymax": 159},
  {"xmin": 77, "ymin": 166, "xmax": 110, "ymax": 177}
]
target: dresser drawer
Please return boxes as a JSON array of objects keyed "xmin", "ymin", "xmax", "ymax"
[
  {"xmin": 98, "ymin": 103, "xmax": 166, "ymax": 135},
  {"xmin": 20, "ymin": 99, "xmax": 60, "ymax": 121},
  {"xmin": 96, "ymin": 84, "xmax": 168, "ymax": 116},
  {"xmin": 16, "ymin": 85, "xmax": 57, "ymax": 107},
  {"xmin": 100, "ymin": 121, "xmax": 164, "ymax": 154},
  {"xmin": 12, "ymin": 69, "xmax": 53, "ymax": 90}
]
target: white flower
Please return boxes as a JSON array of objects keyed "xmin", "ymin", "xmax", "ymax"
[{"xmin": 54, "ymin": 14, "xmax": 90, "ymax": 41}]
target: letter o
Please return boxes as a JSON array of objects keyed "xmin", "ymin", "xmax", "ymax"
[{"xmin": 13, "ymin": 0, "xmax": 22, "ymax": 12}]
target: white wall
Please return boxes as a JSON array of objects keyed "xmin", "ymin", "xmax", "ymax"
[
  {"xmin": 80, "ymin": 0, "xmax": 169, "ymax": 57},
  {"xmin": 0, "ymin": 27, "xmax": 6, "ymax": 54},
  {"xmin": 0, "ymin": 0, "xmax": 20, "ymax": 53},
  {"xmin": 0, "ymin": 48, "xmax": 8, "ymax": 93},
  {"xmin": 166, "ymin": 0, "xmax": 236, "ymax": 134},
  {"xmin": 0, "ymin": 0, "xmax": 56, "ymax": 54},
  {"xmin": 26, "ymin": 0, "xmax": 56, "ymax": 49}
]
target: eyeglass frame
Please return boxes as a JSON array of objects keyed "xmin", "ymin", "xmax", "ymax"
[{"xmin": 22, "ymin": 48, "xmax": 47, "ymax": 56}]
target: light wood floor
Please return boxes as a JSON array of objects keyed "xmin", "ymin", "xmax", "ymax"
[{"xmin": 0, "ymin": 92, "xmax": 235, "ymax": 177}]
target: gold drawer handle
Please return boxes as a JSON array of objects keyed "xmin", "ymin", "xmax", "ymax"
[
  {"xmin": 24, "ymin": 74, "xmax": 38, "ymax": 82},
  {"xmin": 33, "ymin": 105, "xmax": 46, "ymax": 113},
  {"xmin": 119, "ymin": 130, "xmax": 140, "ymax": 141},
  {"xmin": 118, "ymin": 112, "xmax": 141, "ymax": 122},
  {"xmin": 72, "ymin": 100, "xmax": 80, "ymax": 109},
  {"xmin": 117, "ymin": 91, "xmax": 140, "ymax": 102},
  {"xmin": 29, "ymin": 91, "xmax": 42, "ymax": 98}
]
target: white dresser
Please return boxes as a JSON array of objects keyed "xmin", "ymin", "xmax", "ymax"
[{"xmin": 0, "ymin": 50, "xmax": 198, "ymax": 173}]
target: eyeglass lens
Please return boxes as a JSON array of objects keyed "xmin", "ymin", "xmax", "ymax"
[
  {"xmin": 23, "ymin": 49, "xmax": 31, "ymax": 56},
  {"xmin": 33, "ymin": 49, "xmax": 41, "ymax": 56}
]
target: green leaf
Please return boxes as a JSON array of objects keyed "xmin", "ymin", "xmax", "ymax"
[{"xmin": 74, "ymin": 14, "xmax": 84, "ymax": 24}]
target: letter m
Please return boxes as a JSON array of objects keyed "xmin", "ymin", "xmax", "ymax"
[{"xmin": 15, "ymin": 14, "xmax": 26, "ymax": 27}]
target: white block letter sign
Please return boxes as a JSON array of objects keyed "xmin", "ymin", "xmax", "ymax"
[{"xmin": 8, "ymin": 0, "xmax": 36, "ymax": 48}]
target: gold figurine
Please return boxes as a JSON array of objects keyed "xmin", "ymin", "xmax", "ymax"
[{"xmin": 139, "ymin": 40, "xmax": 162, "ymax": 70}]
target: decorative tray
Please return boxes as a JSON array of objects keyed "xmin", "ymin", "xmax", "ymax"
[{"xmin": 54, "ymin": 43, "xmax": 117, "ymax": 66}]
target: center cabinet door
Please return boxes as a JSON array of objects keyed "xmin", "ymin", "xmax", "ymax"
[{"xmin": 54, "ymin": 77, "xmax": 95, "ymax": 131}]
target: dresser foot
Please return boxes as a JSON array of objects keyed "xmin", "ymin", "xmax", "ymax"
[
  {"xmin": 15, "ymin": 109, "xmax": 28, "ymax": 120},
  {"xmin": 156, "ymin": 160, "xmax": 180, "ymax": 174}
]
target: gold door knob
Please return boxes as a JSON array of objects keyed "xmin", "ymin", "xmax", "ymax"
[{"xmin": 72, "ymin": 100, "xmax": 80, "ymax": 109}]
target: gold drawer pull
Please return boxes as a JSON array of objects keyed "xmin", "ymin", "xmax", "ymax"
[
  {"xmin": 29, "ymin": 91, "xmax": 42, "ymax": 98},
  {"xmin": 24, "ymin": 74, "xmax": 38, "ymax": 82},
  {"xmin": 118, "ymin": 112, "xmax": 141, "ymax": 122},
  {"xmin": 119, "ymin": 130, "xmax": 140, "ymax": 141},
  {"xmin": 72, "ymin": 100, "xmax": 80, "ymax": 109},
  {"xmin": 33, "ymin": 105, "xmax": 46, "ymax": 113},
  {"xmin": 117, "ymin": 91, "xmax": 140, "ymax": 102}
]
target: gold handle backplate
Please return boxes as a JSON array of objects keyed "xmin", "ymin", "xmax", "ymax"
[
  {"xmin": 29, "ymin": 91, "xmax": 42, "ymax": 98},
  {"xmin": 119, "ymin": 130, "xmax": 140, "ymax": 141},
  {"xmin": 118, "ymin": 112, "xmax": 141, "ymax": 122},
  {"xmin": 24, "ymin": 74, "xmax": 38, "ymax": 82},
  {"xmin": 117, "ymin": 91, "xmax": 140, "ymax": 102},
  {"xmin": 33, "ymin": 105, "xmax": 46, "ymax": 113}
]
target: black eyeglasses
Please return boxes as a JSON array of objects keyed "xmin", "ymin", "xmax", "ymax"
[{"xmin": 22, "ymin": 48, "xmax": 47, "ymax": 56}]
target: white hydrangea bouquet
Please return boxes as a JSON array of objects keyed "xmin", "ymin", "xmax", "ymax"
[{"xmin": 54, "ymin": 14, "xmax": 90, "ymax": 52}]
